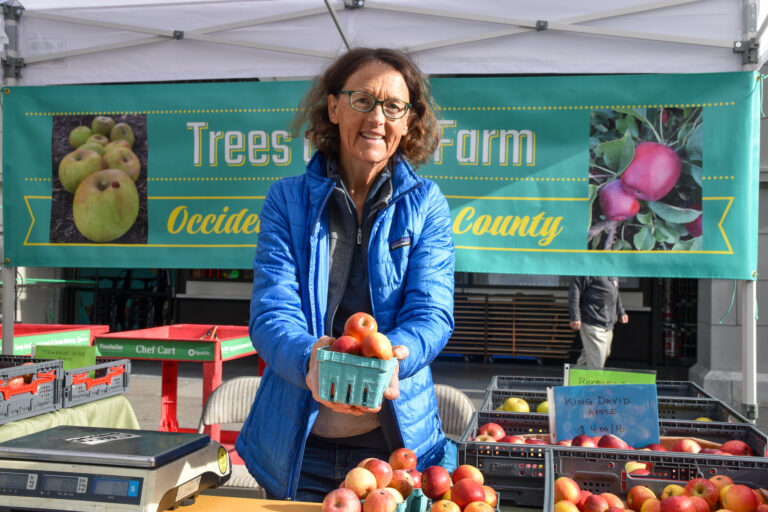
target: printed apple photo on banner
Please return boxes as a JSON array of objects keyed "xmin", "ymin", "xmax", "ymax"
[
  {"xmin": 49, "ymin": 114, "xmax": 148, "ymax": 244},
  {"xmin": 587, "ymin": 107, "xmax": 703, "ymax": 251}
]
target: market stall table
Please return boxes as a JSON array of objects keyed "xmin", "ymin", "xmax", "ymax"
[{"xmin": 94, "ymin": 324, "xmax": 261, "ymax": 441}]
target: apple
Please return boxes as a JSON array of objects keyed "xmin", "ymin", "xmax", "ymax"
[
  {"xmin": 686, "ymin": 496, "xmax": 710, "ymax": 512},
  {"xmin": 110, "ymin": 122, "xmax": 135, "ymax": 146},
  {"xmin": 80, "ymin": 141, "xmax": 107, "ymax": 156},
  {"xmin": 420, "ymin": 466, "xmax": 452, "ymax": 501},
  {"xmin": 625, "ymin": 461, "xmax": 647, "ymax": 474},
  {"xmin": 451, "ymin": 464, "xmax": 483, "ymax": 486},
  {"xmin": 330, "ymin": 335, "xmax": 363, "ymax": 355},
  {"xmin": 627, "ymin": 486, "xmax": 657, "ymax": 511},
  {"xmin": 581, "ymin": 494, "xmax": 610, "ymax": 512},
  {"xmin": 685, "ymin": 203, "xmax": 703, "ymax": 238},
  {"xmin": 694, "ymin": 416, "xmax": 712, "ymax": 422},
  {"xmin": 708, "ymin": 475, "xmax": 734, "ymax": 492},
  {"xmin": 405, "ymin": 469, "xmax": 421, "ymax": 488},
  {"xmin": 323, "ymin": 488, "xmax": 362, "ymax": 512},
  {"xmin": 554, "ymin": 476, "xmax": 581, "ymax": 504},
  {"xmin": 344, "ymin": 467, "xmax": 377, "ymax": 499},
  {"xmin": 450, "ymin": 478, "xmax": 486, "ymax": 510},
  {"xmin": 362, "ymin": 459, "xmax": 393, "ymax": 489},
  {"xmin": 525, "ymin": 438, "xmax": 548, "ymax": 445},
  {"xmin": 462, "ymin": 502, "xmax": 494, "ymax": 512},
  {"xmin": 362, "ymin": 488, "xmax": 397, "ymax": 512},
  {"xmin": 641, "ymin": 498, "xmax": 662, "ymax": 512},
  {"xmin": 381, "ymin": 487, "xmax": 403, "ymax": 504},
  {"xmin": 387, "ymin": 470, "xmax": 414, "ymax": 499},
  {"xmin": 643, "ymin": 443, "xmax": 667, "ymax": 452},
  {"xmin": 499, "ymin": 435, "xmax": 525, "ymax": 444},
  {"xmin": 58, "ymin": 148, "xmax": 104, "ymax": 194},
  {"xmin": 502, "ymin": 397, "xmax": 530, "ymax": 412},
  {"xmin": 597, "ymin": 434, "xmax": 628, "ymax": 450},
  {"xmin": 719, "ymin": 440, "xmax": 754, "ymax": 456},
  {"xmin": 620, "ymin": 141, "xmax": 682, "ymax": 201},
  {"xmin": 599, "ymin": 492, "xmax": 624, "ymax": 509},
  {"xmin": 554, "ymin": 501, "xmax": 580, "ymax": 512},
  {"xmin": 557, "ymin": 440, "xmax": 572, "ymax": 446},
  {"xmin": 86, "ymin": 133, "xmax": 110, "ymax": 146},
  {"xmin": 69, "ymin": 125, "xmax": 92, "ymax": 148},
  {"xmin": 571, "ymin": 434, "xmax": 597, "ymax": 448},
  {"xmin": 672, "ymin": 439, "xmax": 702, "ymax": 454},
  {"xmin": 699, "ymin": 448, "xmax": 725, "ymax": 455},
  {"xmin": 430, "ymin": 500, "xmax": 460, "ymax": 512},
  {"xmin": 103, "ymin": 147, "xmax": 141, "ymax": 182},
  {"xmin": 7, "ymin": 375, "xmax": 25, "ymax": 387},
  {"xmin": 105, "ymin": 139, "xmax": 133, "ymax": 152},
  {"xmin": 361, "ymin": 332, "xmax": 393, "ymax": 360},
  {"xmin": 482, "ymin": 485, "xmax": 497, "ymax": 508},
  {"xmin": 474, "ymin": 434, "xmax": 496, "ymax": 442},
  {"xmin": 661, "ymin": 485, "xmax": 686, "ymax": 500},
  {"xmin": 577, "ymin": 490, "xmax": 593, "ymax": 509},
  {"xmin": 721, "ymin": 484, "xmax": 759, "ymax": 512},
  {"xmin": 757, "ymin": 505, "xmax": 768, "ymax": 512},
  {"xmin": 684, "ymin": 478, "xmax": 719, "ymax": 509},
  {"xmin": 659, "ymin": 495, "xmax": 696, "ymax": 512},
  {"xmin": 477, "ymin": 423, "xmax": 505, "ymax": 441},
  {"xmin": 91, "ymin": 115, "xmax": 116, "ymax": 136},
  {"xmin": 599, "ymin": 180, "xmax": 640, "ymax": 221},
  {"xmin": 345, "ymin": 312, "xmax": 378, "ymax": 341},
  {"xmin": 536, "ymin": 400, "xmax": 549, "ymax": 413},
  {"xmin": 72, "ymin": 169, "xmax": 139, "ymax": 242},
  {"xmin": 388, "ymin": 448, "xmax": 417, "ymax": 471}
]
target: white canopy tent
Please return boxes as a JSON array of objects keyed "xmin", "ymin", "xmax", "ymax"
[{"xmin": 0, "ymin": 0, "xmax": 764, "ymax": 419}]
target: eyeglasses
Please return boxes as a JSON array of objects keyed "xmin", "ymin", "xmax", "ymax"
[{"xmin": 339, "ymin": 90, "xmax": 411, "ymax": 120}]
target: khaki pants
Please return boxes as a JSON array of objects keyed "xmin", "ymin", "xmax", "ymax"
[{"xmin": 577, "ymin": 323, "xmax": 613, "ymax": 369}]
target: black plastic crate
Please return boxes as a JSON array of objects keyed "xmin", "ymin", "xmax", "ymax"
[
  {"xmin": 487, "ymin": 375, "xmax": 714, "ymax": 399},
  {"xmin": 63, "ymin": 358, "xmax": 131, "ymax": 408},
  {"xmin": 0, "ymin": 356, "xmax": 63, "ymax": 425},
  {"xmin": 544, "ymin": 446, "xmax": 768, "ymax": 512},
  {"xmin": 474, "ymin": 410, "xmax": 766, "ymax": 457},
  {"xmin": 481, "ymin": 389, "xmax": 749, "ymax": 423}
]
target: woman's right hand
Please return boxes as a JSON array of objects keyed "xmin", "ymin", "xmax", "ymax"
[{"xmin": 305, "ymin": 337, "xmax": 372, "ymax": 416}]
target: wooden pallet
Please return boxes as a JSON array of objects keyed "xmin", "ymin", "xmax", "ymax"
[{"xmin": 445, "ymin": 292, "xmax": 574, "ymax": 362}]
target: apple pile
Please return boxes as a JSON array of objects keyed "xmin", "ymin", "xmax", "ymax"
[
  {"xmin": 58, "ymin": 116, "xmax": 140, "ymax": 242},
  {"xmin": 328, "ymin": 312, "xmax": 393, "ymax": 360},
  {"xmin": 425, "ymin": 463, "xmax": 498, "ymax": 512},
  {"xmin": 555, "ymin": 473, "xmax": 768, "ymax": 512},
  {"xmin": 493, "ymin": 396, "xmax": 549, "ymax": 414}
]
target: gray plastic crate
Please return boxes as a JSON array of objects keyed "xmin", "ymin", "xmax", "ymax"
[
  {"xmin": 0, "ymin": 356, "xmax": 63, "ymax": 425},
  {"xmin": 63, "ymin": 358, "xmax": 131, "ymax": 408},
  {"xmin": 487, "ymin": 375, "xmax": 714, "ymax": 399},
  {"xmin": 544, "ymin": 446, "xmax": 768, "ymax": 512},
  {"xmin": 481, "ymin": 389, "xmax": 750, "ymax": 423}
]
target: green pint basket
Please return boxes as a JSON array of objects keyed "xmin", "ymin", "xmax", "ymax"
[{"xmin": 316, "ymin": 346, "xmax": 397, "ymax": 408}]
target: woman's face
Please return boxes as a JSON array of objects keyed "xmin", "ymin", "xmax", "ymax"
[{"xmin": 328, "ymin": 61, "xmax": 410, "ymax": 175}]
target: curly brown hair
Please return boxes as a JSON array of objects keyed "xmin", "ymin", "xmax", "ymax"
[{"xmin": 292, "ymin": 47, "xmax": 440, "ymax": 169}]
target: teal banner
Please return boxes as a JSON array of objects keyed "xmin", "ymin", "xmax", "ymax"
[{"xmin": 2, "ymin": 72, "xmax": 760, "ymax": 278}]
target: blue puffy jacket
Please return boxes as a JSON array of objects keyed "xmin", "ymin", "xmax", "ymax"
[{"xmin": 236, "ymin": 151, "xmax": 456, "ymax": 499}]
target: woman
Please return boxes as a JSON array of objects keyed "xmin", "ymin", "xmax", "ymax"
[{"xmin": 236, "ymin": 47, "xmax": 456, "ymax": 502}]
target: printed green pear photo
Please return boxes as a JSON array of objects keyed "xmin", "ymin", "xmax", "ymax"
[
  {"xmin": 49, "ymin": 114, "xmax": 148, "ymax": 244},
  {"xmin": 587, "ymin": 107, "xmax": 703, "ymax": 251}
]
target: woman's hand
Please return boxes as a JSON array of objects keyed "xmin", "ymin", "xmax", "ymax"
[{"xmin": 305, "ymin": 337, "xmax": 409, "ymax": 415}]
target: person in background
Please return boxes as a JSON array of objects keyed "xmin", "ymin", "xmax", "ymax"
[
  {"xmin": 236, "ymin": 47, "xmax": 456, "ymax": 502},
  {"xmin": 568, "ymin": 276, "xmax": 629, "ymax": 369}
]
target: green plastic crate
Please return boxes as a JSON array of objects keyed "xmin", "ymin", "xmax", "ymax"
[{"xmin": 317, "ymin": 346, "xmax": 397, "ymax": 408}]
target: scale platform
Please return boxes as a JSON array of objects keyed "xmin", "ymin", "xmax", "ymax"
[{"xmin": 0, "ymin": 426, "xmax": 231, "ymax": 512}]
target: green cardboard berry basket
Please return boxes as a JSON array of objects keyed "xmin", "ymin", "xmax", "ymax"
[{"xmin": 316, "ymin": 346, "xmax": 397, "ymax": 408}]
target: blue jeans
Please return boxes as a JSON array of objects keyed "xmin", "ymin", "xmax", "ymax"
[{"xmin": 267, "ymin": 429, "xmax": 391, "ymax": 503}]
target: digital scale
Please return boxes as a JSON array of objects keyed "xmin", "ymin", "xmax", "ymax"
[{"xmin": 0, "ymin": 426, "xmax": 231, "ymax": 512}]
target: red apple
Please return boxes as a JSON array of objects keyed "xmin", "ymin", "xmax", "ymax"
[
  {"xmin": 699, "ymin": 448, "xmax": 725, "ymax": 455},
  {"xmin": 708, "ymin": 475, "xmax": 734, "ymax": 492},
  {"xmin": 450, "ymin": 478, "xmax": 487, "ymax": 510},
  {"xmin": 719, "ymin": 440, "xmax": 754, "ymax": 457},
  {"xmin": 660, "ymin": 484, "xmax": 686, "ymax": 500},
  {"xmin": 571, "ymin": 434, "xmax": 597, "ymax": 448},
  {"xmin": 463, "ymin": 502, "xmax": 494, "ymax": 512},
  {"xmin": 627, "ymin": 486, "xmax": 657, "ymax": 511},
  {"xmin": 557, "ymin": 439, "xmax": 572, "ymax": 446},
  {"xmin": 684, "ymin": 478, "xmax": 719, "ymax": 509},
  {"xmin": 598, "ymin": 434, "xmax": 629, "ymax": 450},
  {"xmin": 686, "ymin": 496, "xmax": 710, "ymax": 512},
  {"xmin": 620, "ymin": 141, "xmax": 682, "ymax": 201},
  {"xmin": 451, "ymin": 464, "xmax": 483, "ymax": 485},
  {"xmin": 420, "ymin": 466, "xmax": 452, "ymax": 501},
  {"xmin": 757, "ymin": 504, "xmax": 768, "ymax": 512},
  {"xmin": 323, "ymin": 488, "xmax": 362, "ymax": 512},
  {"xmin": 345, "ymin": 467, "xmax": 377, "ymax": 499},
  {"xmin": 659, "ymin": 495, "xmax": 696, "ymax": 512},
  {"xmin": 361, "ymin": 332, "xmax": 393, "ymax": 360},
  {"xmin": 685, "ymin": 206, "xmax": 702, "ymax": 238},
  {"xmin": 607, "ymin": 509, "xmax": 624, "ymax": 512},
  {"xmin": 477, "ymin": 423, "xmax": 505, "ymax": 441},
  {"xmin": 362, "ymin": 488, "xmax": 398, "ymax": 512},
  {"xmin": 499, "ymin": 435, "xmax": 525, "ymax": 444},
  {"xmin": 6, "ymin": 376, "xmax": 25, "ymax": 388},
  {"xmin": 525, "ymin": 438, "xmax": 548, "ymax": 445},
  {"xmin": 430, "ymin": 500, "xmax": 460, "ymax": 512},
  {"xmin": 643, "ymin": 443, "xmax": 667, "ymax": 452},
  {"xmin": 581, "ymin": 494, "xmax": 610, "ymax": 512},
  {"xmin": 381, "ymin": 488, "xmax": 403, "ymax": 505},
  {"xmin": 405, "ymin": 469, "xmax": 421, "ymax": 488},
  {"xmin": 554, "ymin": 476, "xmax": 581, "ymax": 505},
  {"xmin": 672, "ymin": 439, "xmax": 701, "ymax": 454},
  {"xmin": 345, "ymin": 312, "xmax": 378, "ymax": 341},
  {"xmin": 482, "ymin": 485, "xmax": 497, "ymax": 508},
  {"xmin": 330, "ymin": 335, "xmax": 363, "ymax": 355},
  {"xmin": 721, "ymin": 484, "xmax": 759, "ymax": 512},
  {"xmin": 600, "ymin": 180, "xmax": 641, "ymax": 221},
  {"xmin": 577, "ymin": 490, "xmax": 593, "ymax": 509},
  {"xmin": 642, "ymin": 498, "xmax": 662, "ymax": 512},
  {"xmin": 599, "ymin": 492, "xmax": 624, "ymax": 509},
  {"xmin": 389, "ymin": 448, "xmax": 417, "ymax": 471},
  {"xmin": 388, "ymin": 469, "xmax": 414, "ymax": 499},
  {"xmin": 362, "ymin": 459, "xmax": 393, "ymax": 489}
]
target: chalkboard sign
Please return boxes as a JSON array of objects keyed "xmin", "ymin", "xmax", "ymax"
[{"xmin": 547, "ymin": 384, "xmax": 661, "ymax": 447}]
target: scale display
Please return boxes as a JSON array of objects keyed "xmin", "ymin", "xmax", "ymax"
[{"xmin": 0, "ymin": 468, "xmax": 141, "ymax": 504}]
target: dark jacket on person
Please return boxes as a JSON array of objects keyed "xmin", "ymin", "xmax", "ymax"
[{"xmin": 568, "ymin": 276, "xmax": 625, "ymax": 329}]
